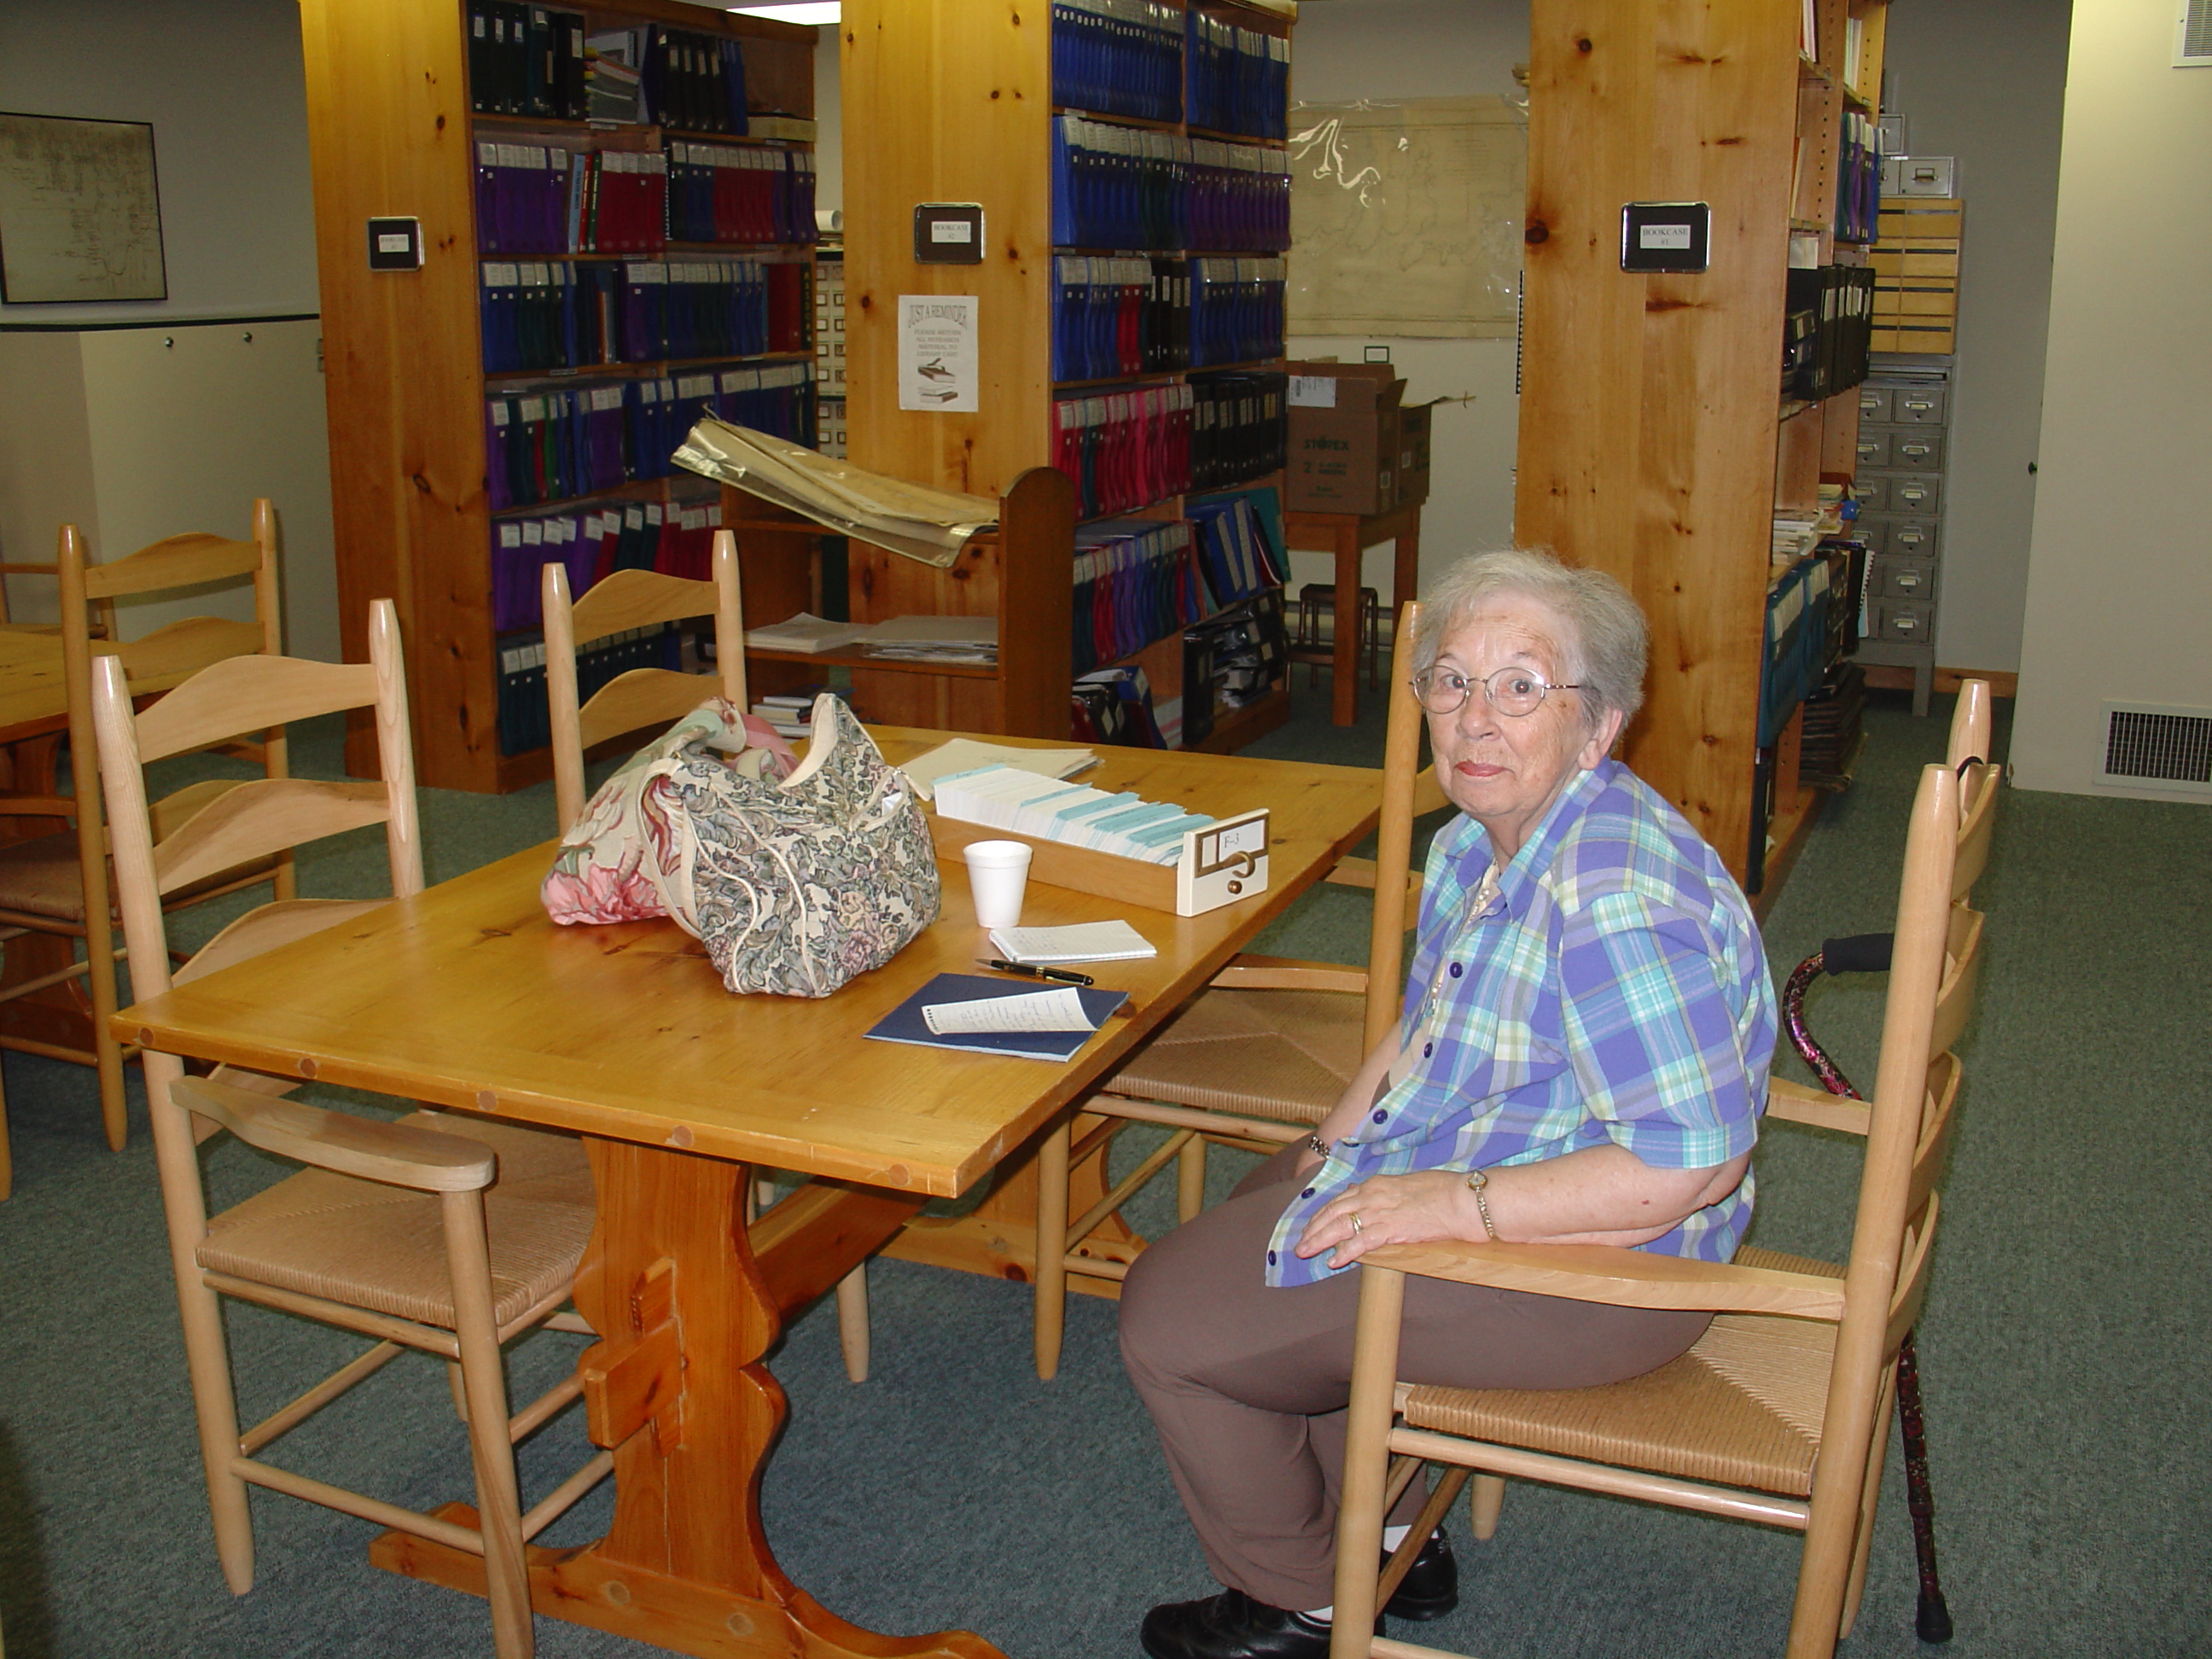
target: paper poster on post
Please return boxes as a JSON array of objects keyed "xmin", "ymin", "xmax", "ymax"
[{"xmin": 898, "ymin": 295, "xmax": 980, "ymax": 412}]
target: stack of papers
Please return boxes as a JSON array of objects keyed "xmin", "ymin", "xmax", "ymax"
[
  {"xmin": 934, "ymin": 764, "xmax": 1218, "ymax": 867},
  {"xmin": 899, "ymin": 738, "xmax": 1098, "ymax": 802},
  {"xmin": 859, "ymin": 614, "xmax": 998, "ymax": 666},
  {"xmin": 744, "ymin": 613, "xmax": 870, "ymax": 654},
  {"xmin": 988, "ymin": 921, "xmax": 1157, "ymax": 963}
]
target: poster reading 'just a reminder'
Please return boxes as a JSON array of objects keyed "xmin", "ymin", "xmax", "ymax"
[{"xmin": 897, "ymin": 295, "xmax": 980, "ymax": 412}]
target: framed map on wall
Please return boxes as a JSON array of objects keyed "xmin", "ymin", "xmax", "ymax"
[
  {"xmin": 1287, "ymin": 96, "xmax": 1526, "ymax": 340},
  {"xmin": 0, "ymin": 112, "xmax": 167, "ymax": 305}
]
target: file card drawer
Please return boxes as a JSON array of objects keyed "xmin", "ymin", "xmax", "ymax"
[
  {"xmin": 1858, "ymin": 387, "xmax": 1893, "ymax": 423},
  {"xmin": 1876, "ymin": 556, "xmax": 1936, "ymax": 600},
  {"xmin": 1885, "ymin": 516, "xmax": 1940, "ymax": 557},
  {"xmin": 1889, "ymin": 473, "xmax": 1941, "ymax": 512},
  {"xmin": 1855, "ymin": 430, "xmax": 1892, "ymax": 469},
  {"xmin": 1854, "ymin": 474, "xmax": 1891, "ymax": 512},
  {"xmin": 1893, "ymin": 389, "xmax": 1946, "ymax": 424},
  {"xmin": 1852, "ymin": 515, "xmax": 1888, "ymax": 556},
  {"xmin": 1872, "ymin": 598, "xmax": 1934, "ymax": 642},
  {"xmin": 1891, "ymin": 430, "xmax": 1944, "ymax": 469}
]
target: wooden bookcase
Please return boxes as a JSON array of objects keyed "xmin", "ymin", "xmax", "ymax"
[
  {"xmin": 1516, "ymin": 0, "xmax": 1887, "ymax": 891},
  {"xmin": 836, "ymin": 0, "xmax": 1295, "ymax": 748},
  {"xmin": 298, "ymin": 0, "xmax": 818, "ymax": 791}
]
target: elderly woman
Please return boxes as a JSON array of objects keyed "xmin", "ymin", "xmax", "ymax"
[{"xmin": 1120, "ymin": 550, "xmax": 1776, "ymax": 1659}]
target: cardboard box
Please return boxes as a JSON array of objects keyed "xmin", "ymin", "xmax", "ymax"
[
  {"xmin": 1284, "ymin": 362, "xmax": 1403, "ymax": 514},
  {"xmin": 1394, "ymin": 399, "xmax": 1433, "ymax": 509}
]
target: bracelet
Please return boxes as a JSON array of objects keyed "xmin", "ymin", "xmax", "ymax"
[
  {"xmin": 1464, "ymin": 1166, "xmax": 1498, "ymax": 1240},
  {"xmin": 1306, "ymin": 1133, "xmax": 1330, "ymax": 1159}
]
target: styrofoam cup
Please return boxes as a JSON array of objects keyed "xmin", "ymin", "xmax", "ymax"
[{"xmin": 963, "ymin": 840, "xmax": 1033, "ymax": 928}]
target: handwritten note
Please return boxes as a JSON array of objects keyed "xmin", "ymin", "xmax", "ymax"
[{"xmin": 922, "ymin": 987, "xmax": 1100, "ymax": 1036}]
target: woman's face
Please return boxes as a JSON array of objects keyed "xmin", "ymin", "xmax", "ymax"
[{"xmin": 1424, "ymin": 596, "xmax": 1626, "ymax": 860}]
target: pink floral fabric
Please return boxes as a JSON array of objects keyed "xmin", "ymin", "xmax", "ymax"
[{"xmin": 541, "ymin": 697, "xmax": 795, "ymax": 928}]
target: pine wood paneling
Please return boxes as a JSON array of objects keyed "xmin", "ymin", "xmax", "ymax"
[
  {"xmin": 841, "ymin": 0, "xmax": 1056, "ymax": 499},
  {"xmin": 1517, "ymin": 0, "xmax": 1800, "ymax": 882}
]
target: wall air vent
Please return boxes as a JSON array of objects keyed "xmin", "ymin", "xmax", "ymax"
[
  {"xmin": 2177, "ymin": 0, "xmax": 2212, "ymax": 66},
  {"xmin": 2099, "ymin": 702, "xmax": 2212, "ymax": 794}
]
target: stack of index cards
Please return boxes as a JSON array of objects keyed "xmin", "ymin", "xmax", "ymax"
[{"xmin": 933, "ymin": 764, "xmax": 1218, "ymax": 867}]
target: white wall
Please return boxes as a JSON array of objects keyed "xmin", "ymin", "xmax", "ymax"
[
  {"xmin": 1878, "ymin": 0, "xmax": 2072, "ymax": 675},
  {"xmin": 0, "ymin": 0, "xmax": 320, "ymax": 328},
  {"xmin": 0, "ymin": 0, "xmax": 338, "ymax": 656},
  {"xmin": 2011, "ymin": 0, "xmax": 2212, "ymax": 797},
  {"xmin": 1284, "ymin": 0, "xmax": 1530, "ymax": 599}
]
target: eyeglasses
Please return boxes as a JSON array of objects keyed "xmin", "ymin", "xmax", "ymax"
[{"xmin": 1411, "ymin": 664, "xmax": 1588, "ymax": 718}]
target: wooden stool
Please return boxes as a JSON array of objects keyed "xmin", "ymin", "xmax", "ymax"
[{"xmin": 1293, "ymin": 583, "xmax": 1382, "ymax": 690}]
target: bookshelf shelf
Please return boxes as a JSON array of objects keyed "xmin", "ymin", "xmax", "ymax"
[
  {"xmin": 298, "ymin": 0, "xmax": 817, "ymax": 790},
  {"xmin": 835, "ymin": 0, "xmax": 1297, "ymax": 753}
]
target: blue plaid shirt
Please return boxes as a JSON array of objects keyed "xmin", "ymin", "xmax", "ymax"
[{"xmin": 1265, "ymin": 759, "xmax": 1774, "ymax": 1286}]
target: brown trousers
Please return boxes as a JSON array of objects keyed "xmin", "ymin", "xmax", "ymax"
[{"xmin": 1117, "ymin": 1145, "xmax": 1713, "ymax": 1611}]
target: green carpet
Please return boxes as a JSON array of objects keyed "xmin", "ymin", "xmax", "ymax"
[{"xmin": 1, "ymin": 672, "xmax": 2205, "ymax": 1657}]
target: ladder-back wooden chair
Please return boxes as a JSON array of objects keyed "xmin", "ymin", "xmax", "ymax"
[
  {"xmin": 1330, "ymin": 761, "xmax": 1981, "ymax": 1659},
  {"xmin": 541, "ymin": 527, "xmax": 748, "ymax": 833},
  {"xmin": 1030, "ymin": 604, "xmax": 1444, "ymax": 1379},
  {"xmin": 1761, "ymin": 679, "xmax": 2000, "ymax": 1642},
  {"xmin": 541, "ymin": 531, "xmax": 873, "ymax": 1382},
  {"xmin": 0, "ymin": 503, "xmax": 287, "ymax": 1191},
  {"xmin": 95, "ymin": 601, "xmax": 602, "ymax": 1659}
]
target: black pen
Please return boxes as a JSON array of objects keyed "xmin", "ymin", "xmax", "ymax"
[{"xmin": 978, "ymin": 958, "xmax": 1096, "ymax": 987}]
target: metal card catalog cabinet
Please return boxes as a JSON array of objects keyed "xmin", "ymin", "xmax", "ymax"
[{"xmin": 1854, "ymin": 358, "xmax": 1954, "ymax": 713}]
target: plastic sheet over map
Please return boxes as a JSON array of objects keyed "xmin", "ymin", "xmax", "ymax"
[{"xmin": 1286, "ymin": 96, "xmax": 1527, "ymax": 340}]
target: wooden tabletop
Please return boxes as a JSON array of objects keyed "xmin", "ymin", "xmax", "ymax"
[
  {"xmin": 115, "ymin": 727, "xmax": 1384, "ymax": 1196},
  {"xmin": 0, "ymin": 626, "xmax": 69, "ymax": 746}
]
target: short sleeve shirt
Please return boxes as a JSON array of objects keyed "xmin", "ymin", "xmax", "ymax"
[{"xmin": 1264, "ymin": 758, "xmax": 1775, "ymax": 1287}]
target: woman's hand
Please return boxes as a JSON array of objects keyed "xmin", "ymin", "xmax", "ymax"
[{"xmin": 1294, "ymin": 1170, "xmax": 1477, "ymax": 1270}]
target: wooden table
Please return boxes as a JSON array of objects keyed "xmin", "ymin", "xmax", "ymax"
[
  {"xmin": 1283, "ymin": 504, "xmax": 1423, "ymax": 728},
  {"xmin": 114, "ymin": 728, "xmax": 1382, "ymax": 1659}
]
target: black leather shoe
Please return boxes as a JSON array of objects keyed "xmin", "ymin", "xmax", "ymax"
[
  {"xmin": 1382, "ymin": 1528, "xmax": 1458, "ymax": 1622},
  {"xmin": 1139, "ymin": 1590, "xmax": 1345, "ymax": 1659}
]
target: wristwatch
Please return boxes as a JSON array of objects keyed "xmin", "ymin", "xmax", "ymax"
[{"xmin": 1464, "ymin": 1167, "xmax": 1498, "ymax": 1241}]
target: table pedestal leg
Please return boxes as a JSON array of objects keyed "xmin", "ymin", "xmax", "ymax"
[{"xmin": 370, "ymin": 1138, "xmax": 1000, "ymax": 1659}]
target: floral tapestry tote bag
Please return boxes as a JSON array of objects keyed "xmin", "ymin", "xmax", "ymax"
[{"xmin": 544, "ymin": 694, "xmax": 940, "ymax": 997}]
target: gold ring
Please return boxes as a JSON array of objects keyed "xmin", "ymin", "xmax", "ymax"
[{"xmin": 1349, "ymin": 1213, "xmax": 1364, "ymax": 1235}]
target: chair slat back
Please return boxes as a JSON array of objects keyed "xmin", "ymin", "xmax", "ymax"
[
  {"xmin": 574, "ymin": 668, "xmax": 716, "ymax": 755},
  {"xmin": 1905, "ymin": 1051, "xmax": 1965, "ymax": 1237},
  {"xmin": 544, "ymin": 529, "xmax": 747, "ymax": 832},
  {"xmin": 1924, "ymin": 905, "xmax": 1983, "ymax": 1061},
  {"xmin": 131, "ymin": 655, "xmax": 379, "ymax": 765},
  {"xmin": 1363, "ymin": 601, "xmax": 1427, "ymax": 1050},
  {"xmin": 79, "ymin": 533, "xmax": 262, "ymax": 602},
  {"xmin": 94, "ymin": 597, "xmax": 422, "ymax": 1012},
  {"xmin": 99, "ymin": 615, "xmax": 267, "ymax": 693},
  {"xmin": 152, "ymin": 778, "xmax": 391, "ymax": 895},
  {"xmin": 1952, "ymin": 767, "xmax": 1998, "ymax": 901}
]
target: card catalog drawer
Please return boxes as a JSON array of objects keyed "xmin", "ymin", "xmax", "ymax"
[
  {"xmin": 1877, "ymin": 556, "xmax": 1937, "ymax": 601},
  {"xmin": 1889, "ymin": 473, "xmax": 1942, "ymax": 513},
  {"xmin": 1892, "ymin": 388, "xmax": 1947, "ymax": 425},
  {"xmin": 1858, "ymin": 387, "xmax": 1893, "ymax": 423},
  {"xmin": 1855, "ymin": 430, "xmax": 1893, "ymax": 469},
  {"xmin": 1890, "ymin": 430, "xmax": 1945, "ymax": 470},
  {"xmin": 1872, "ymin": 599, "xmax": 1935, "ymax": 643},
  {"xmin": 1852, "ymin": 515, "xmax": 1889, "ymax": 556},
  {"xmin": 1854, "ymin": 474, "xmax": 1892, "ymax": 512},
  {"xmin": 1885, "ymin": 516, "xmax": 1941, "ymax": 557}
]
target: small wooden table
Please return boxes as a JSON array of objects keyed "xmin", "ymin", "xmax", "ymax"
[
  {"xmin": 1283, "ymin": 504, "xmax": 1423, "ymax": 727},
  {"xmin": 114, "ymin": 728, "xmax": 1382, "ymax": 1659}
]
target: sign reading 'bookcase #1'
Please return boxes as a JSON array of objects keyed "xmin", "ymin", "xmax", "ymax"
[{"xmin": 898, "ymin": 295, "xmax": 981, "ymax": 412}]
